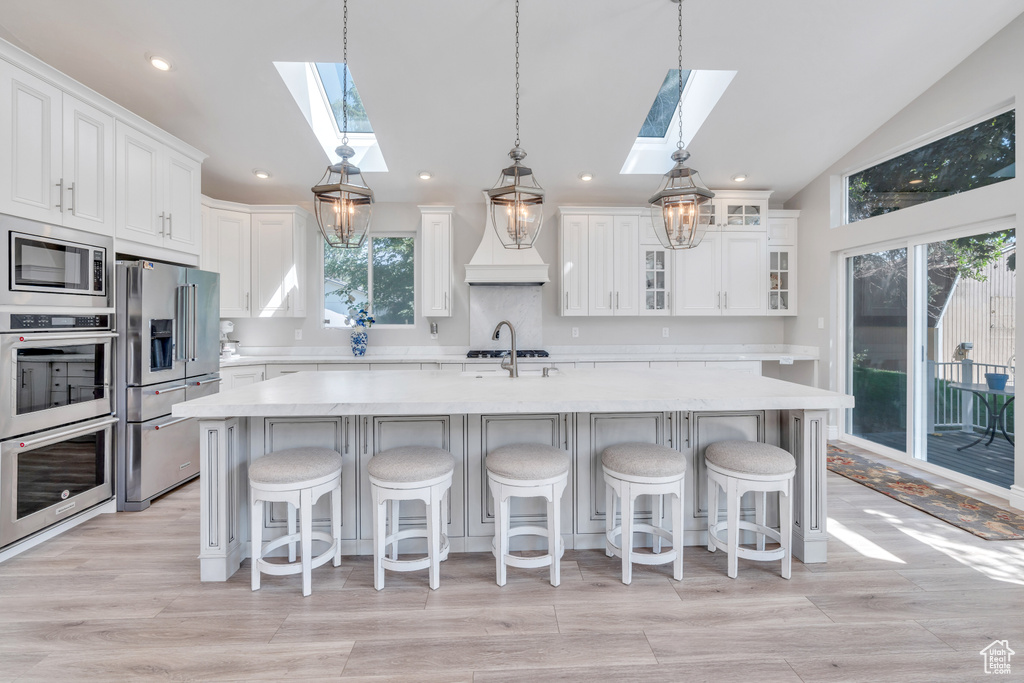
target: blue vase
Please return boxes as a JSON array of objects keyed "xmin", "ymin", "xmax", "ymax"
[{"xmin": 350, "ymin": 328, "xmax": 368, "ymax": 357}]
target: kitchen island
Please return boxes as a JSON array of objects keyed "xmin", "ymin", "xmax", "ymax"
[{"xmin": 173, "ymin": 368, "xmax": 853, "ymax": 581}]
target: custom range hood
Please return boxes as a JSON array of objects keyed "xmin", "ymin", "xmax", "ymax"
[{"xmin": 464, "ymin": 193, "xmax": 550, "ymax": 285}]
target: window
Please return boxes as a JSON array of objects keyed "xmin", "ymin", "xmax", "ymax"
[
  {"xmin": 324, "ymin": 236, "xmax": 415, "ymax": 327},
  {"xmin": 846, "ymin": 109, "xmax": 1015, "ymax": 224}
]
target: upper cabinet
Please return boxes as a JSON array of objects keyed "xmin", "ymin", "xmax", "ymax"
[
  {"xmin": 420, "ymin": 207, "xmax": 453, "ymax": 318},
  {"xmin": 201, "ymin": 197, "xmax": 310, "ymax": 319},
  {"xmin": 115, "ymin": 122, "xmax": 201, "ymax": 255},
  {"xmin": 560, "ymin": 195, "xmax": 785, "ymax": 318},
  {"xmin": 0, "ymin": 61, "xmax": 114, "ymax": 234}
]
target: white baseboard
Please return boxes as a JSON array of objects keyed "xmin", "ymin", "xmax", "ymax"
[
  {"xmin": 828, "ymin": 424, "xmax": 839, "ymax": 440},
  {"xmin": 1010, "ymin": 485, "xmax": 1024, "ymax": 511}
]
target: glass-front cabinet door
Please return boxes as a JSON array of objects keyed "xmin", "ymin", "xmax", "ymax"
[
  {"xmin": 641, "ymin": 247, "xmax": 671, "ymax": 315},
  {"xmin": 767, "ymin": 247, "xmax": 796, "ymax": 315}
]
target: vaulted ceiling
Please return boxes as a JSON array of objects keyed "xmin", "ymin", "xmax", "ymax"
[{"xmin": 1, "ymin": 0, "xmax": 1020, "ymax": 210}]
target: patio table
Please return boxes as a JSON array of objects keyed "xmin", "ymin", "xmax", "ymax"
[{"xmin": 949, "ymin": 382, "xmax": 1014, "ymax": 451}]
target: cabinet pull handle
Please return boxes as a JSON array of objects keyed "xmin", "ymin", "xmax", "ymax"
[
  {"xmin": 159, "ymin": 212, "xmax": 166, "ymax": 236},
  {"xmin": 609, "ymin": 292, "xmax": 613, "ymax": 309},
  {"xmin": 444, "ymin": 291, "xmax": 448, "ymax": 310},
  {"xmin": 55, "ymin": 178, "xmax": 64, "ymax": 211},
  {"xmin": 616, "ymin": 292, "xmax": 620, "ymax": 309},
  {"xmin": 666, "ymin": 291, "xmax": 671, "ymax": 309},
  {"xmin": 344, "ymin": 416, "xmax": 349, "ymax": 454},
  {"xmin": 667, "ymin": 413, "xmax": 672, "ymax": 447},
  {"xmin": 363, "ymin": 417, "xmax": 369, "ymax": 454},
  {"xmin": 246, "ymin": 292, "xmax": 250, "ymax": 311},
  {"xmin": 724, "ymin": 292, "xmax": 728, "ymax": 309},
  {"xmin": 167, "ymin": 212, "xmax": 173, "ymax": 236},
  {"xmin": 717, "ymin": 292, "xmax": 721, "ymax": 309},
  {"xmin": 565, "ymin": 292, "xmax": 569, "ymax": 310},
  {"xmin": 563, "ymin": 414, "xmax": 568, "ymax": 449},
  {"xmin": 67, "ymin": 182, "xmax": 75, "ymax": 214}
]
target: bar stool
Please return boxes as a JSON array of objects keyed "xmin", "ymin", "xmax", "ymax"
[
  {"xmin": 705, "ymin": 440, "xmax": 796, "ymax": 579},
  {"xmin": 486, "ymin": 443, "xmax": 570, "ymax": 587},
  {"xmin": 367, "ymin": 446, "xmax": 455, "ymax": 591},
  {"xmin": 602, "ymin": 442, "xmax": 686, "ymax": 585},
  {"xmin": 249, "ymin": 447, "xmax": 343, "ymax": 597}
]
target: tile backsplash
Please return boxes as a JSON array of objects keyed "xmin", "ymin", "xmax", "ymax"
[{"xmin": 468, "ymin": 286, "xmax": 543, "ymax": 349}]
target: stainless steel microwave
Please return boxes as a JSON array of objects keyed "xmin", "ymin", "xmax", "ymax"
[{"xmin": 1, "ymin": 215, "xmax": 112, "ymax": 308}]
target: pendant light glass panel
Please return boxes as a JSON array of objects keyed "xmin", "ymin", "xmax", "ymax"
[
  {"xmin": 488, "ymin": 161, "xmax": 545, "ymax": 249},
  {"xmin": 313, "ymin": 152, "xmax": 373, "ymax": 249},
  {"xmin": 649, "ymin": 166, "xmax": 712, "ymax": 249}
]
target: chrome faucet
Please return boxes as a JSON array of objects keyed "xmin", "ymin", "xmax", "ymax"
[{"xmin": 492, "ymin": 320, "xmax": 519, "ymax": 378}]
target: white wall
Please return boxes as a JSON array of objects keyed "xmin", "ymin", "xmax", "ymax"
[
  {"xmin": 784, "ymin": 14, "xmax": 1023, "ymax": 501},
  {"xmin": 228, "ymin": 200, "xmax": 785, "ymax": 351}
]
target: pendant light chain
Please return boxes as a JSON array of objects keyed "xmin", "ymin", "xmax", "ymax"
[
  {"xmin": 677, "ymin": 0, "xmax": 684, "ymax": 150},
  {"xmin": 342, "ymin": 0, "xmax": 349, "ymax": 145},
  {"xmin": 514, "ymin": 0, "xmax": 521, "ymax": 148}
]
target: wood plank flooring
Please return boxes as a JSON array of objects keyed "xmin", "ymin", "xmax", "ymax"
[{"xmin": 1, "ymin": 443, "xmax": 1022, "ymax": 682}]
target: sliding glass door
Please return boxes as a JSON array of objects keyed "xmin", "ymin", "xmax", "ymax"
[{"xmin": 846, "ymin": 248, "xmax": 909, "ymax": 451}]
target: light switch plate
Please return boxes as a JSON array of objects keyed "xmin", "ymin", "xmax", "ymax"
[
  {"xmin": 294, "ymin": 329, "xmax": 302, "ymax": 340},
  {"xmin": 571, "ymin": 327, "xmax": 579, "ymax": 338}
]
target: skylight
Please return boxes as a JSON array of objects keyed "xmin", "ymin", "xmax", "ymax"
[
  {"xmin": 620, "ymin": 69, "xmax": 736, "ymax": 175},
  {"xmin": 274, "ymin": 61, "xmax": 387, "ymax": 172}
]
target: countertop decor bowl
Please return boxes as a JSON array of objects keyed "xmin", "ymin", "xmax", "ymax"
[{"xmin": 985, "ymin": 372, "xmax": 1009, "ymax": 391}]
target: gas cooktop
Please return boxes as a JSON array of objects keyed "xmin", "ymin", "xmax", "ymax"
[{"xmin": 466, "ymin": 349, "xmax": 550, "ymax": 359}]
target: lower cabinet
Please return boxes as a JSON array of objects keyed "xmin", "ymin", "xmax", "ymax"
[
  {"xmin": 465, "ymin": 413, "xmax": 573, "ymax": 546},
  {"xmin": 220, "ymin": 365, "xmax": 265, "ymax": 389},
  {"xmin": 358, "ymin": 415, "xmax": 466, "ymax": 543}
]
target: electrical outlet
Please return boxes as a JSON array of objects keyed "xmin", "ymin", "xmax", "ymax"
[
  {"xmin": 294, "ymin": 329, "xmax": 302, "ymax": 340},
  {"xmin": 817, "ymin": 317, "xmax": 825, "ymax": 330},
  {"xmin": 662, "ymin": 327, "xmax": 670, "ymax": 338},
  {"xmin": 571, "ymin": 327, "xmax": 579, "ymax": 338}
]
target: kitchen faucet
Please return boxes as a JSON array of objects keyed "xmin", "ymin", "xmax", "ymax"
[{"xmin": 492, "ymin": 320, "xmax": 518, "ymax": 378}]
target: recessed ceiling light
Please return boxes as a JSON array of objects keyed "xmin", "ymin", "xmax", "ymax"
[
  {"xmin": 147, "ymin": 54, "xmax": 172, "ymax": 72},
  {"xmin": 908, "ymin": 179, "xmax": 924, "ymax": 185},
  {"xmin": 732, "ymin": 174, "xmax": 747, "ymax": 182},
  {"xmin": 253, "ymin": 169, "xmax": 271, "ymax": 180},
  {"xmin": 578, "ymin": 172, "xmax": 593, "ymax": 182},
  {"xmin": 418, "ymin": 171, "xmax": 432, "ymax": 180}
]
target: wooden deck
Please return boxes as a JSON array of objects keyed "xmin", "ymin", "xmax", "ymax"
[
  {"xmin": 1, "ymin": 461, "xmax": 1023, "ymax": 681},
  {"xmin": 853, "ymin": 430, "xmax": 1014, "ymax": 489}
]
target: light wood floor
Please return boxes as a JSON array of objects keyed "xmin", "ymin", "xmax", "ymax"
[{"xmin": 1, "ymin": 444, "xmax": 1022, "ymax": 682}]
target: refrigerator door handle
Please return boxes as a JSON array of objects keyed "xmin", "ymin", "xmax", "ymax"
[
  {"xmin": 189, "ymin": 283, "xmax": 198, "ymax": 361},
  {"xmin": 175, "ymin": 285, "xmax": 188, "ymax": 362}
]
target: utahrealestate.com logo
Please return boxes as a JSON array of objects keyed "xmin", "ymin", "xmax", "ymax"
[{"xmin": 980, "ymin": 640, "xmax": 1014, "ymax": 675}]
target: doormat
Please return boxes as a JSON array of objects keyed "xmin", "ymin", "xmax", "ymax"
[{"xmin": 827, "ymin": 445, "xmax": 1024, "ymax": 541}]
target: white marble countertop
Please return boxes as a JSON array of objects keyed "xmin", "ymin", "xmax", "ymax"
[
  {"xmin": 219, "ymin": 344, "xmax": 820, "ymax": 368},
  {"xmin": 174, "ymin": 367, "xmax": 852, "ymax": 418}
]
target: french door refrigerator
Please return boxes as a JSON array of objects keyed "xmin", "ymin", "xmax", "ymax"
[{"xmin": 115, "ymin": 261, "xmax": 220, "ymax": 511}]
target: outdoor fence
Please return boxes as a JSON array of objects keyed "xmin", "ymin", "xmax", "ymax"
[{"xmin": 927, "ymin": 359, "xmax": 1015, "ymax": 436}]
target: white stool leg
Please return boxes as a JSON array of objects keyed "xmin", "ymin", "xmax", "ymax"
[
  {"xmin": 286, "ymin": 501, "xmax": 297, "ymax": 563},
  {"xmin": 388, "ymin": 499, "xmax": 400, "ymax": 561},
  {"xmin": 605, "ymin": 481, "xmax": 615, "ymax": 558},
  {"xmin": 726, "ymin": 478, "xmax": 740, "ymax": 579},
  {"xmin": 707, "ymin": 474, "xmax": 719, "ymax": 553},
  {"xmin": 300, "ymin": 488, "xmax": 313, "ymax": 597},
  {"xmin": 373, "ymin": 486, "xmax": 385, "ymax": 591},
  {"xmin": 331, "ymin": 483, "xmax": 342, "ymax": 568},
  {"xmin": 755, "ymin": 490, "xmax": 767, "ymax": 552},
  {"xmin": 250, "ymin": 496, "xmax": 263, "ymax": 591},
  {"xmin": 548, "ymin": 488, "xmax": 560, "ymax": 587},
  {"xmin": 495, "ymin": 483, "xmax": 509, "ymax": 587},
  {"xmin": 780, "ymin": 481, "xmax": 793, "ymax": 580},
  {"xmin": 653, "ymin": 494, "xmax": 663, "ymax": 554},
  {"xmin": 621, "ymin": 481, "xmax": 634, "ymax": 585},
  {"xmin": 427, "ymin": 487, "xmax": 441, "ymax": 590},
  {"xmin": 673, "ymin": 482, "xmax": 684, "ymax": 581}
]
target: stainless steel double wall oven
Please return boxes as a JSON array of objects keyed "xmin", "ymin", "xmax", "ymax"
[{"xmin": 0, "ymin": 215, "xmax": 116, "ymax": 549}]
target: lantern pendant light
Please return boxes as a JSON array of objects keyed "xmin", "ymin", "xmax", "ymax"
[
  {"xmin": 487, "ymin": 0, "xmax": 545, "ymax": 250},
  {"xmin": 648, "ymin": 0, "xmax": 714, "ymax": 250},
  {"xmin": 312, "ymin": 0, "xmax": 374, "ymax": 249}
]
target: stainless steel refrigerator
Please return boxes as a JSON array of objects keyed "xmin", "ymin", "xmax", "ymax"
[{"xmin": 115, "ymin": 260, "xmax": 221, "ymax": 511}]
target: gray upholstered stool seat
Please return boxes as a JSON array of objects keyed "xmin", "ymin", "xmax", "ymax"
[
  {"xmin": 705, "ymin": 440, "xmax": 796, "ymax": 476},
  {"xmin": 602, "ymin": 442, "xmax": 687, "ymax": 479},
  {"xmin": 486, "ymin": 443, "xmax": 570, "ymax": 480},
  {"xmin": 249, "ymin": 448, "xmax": 343, "ymax": 597},
  {"xmin": 249, "ymin": 447, "xmax": 343, "ymax": 487},
  {"xmin": 705, "ymin": 440, "xmax": 795, "ymax": 580},
  {"xmin": 367, "ymin": 446, "xmax": 455, "ymax": 482},
  {"xmin": 601, "ymin": 442, "xmax": 685, "ymax": 585},
  {"xmin": 485, "ymin": 443, "xmax": 570, "ymax": 587},
  {"xmin": 368, "ymin": 446, "xmax": 456, "ymax": 591}
]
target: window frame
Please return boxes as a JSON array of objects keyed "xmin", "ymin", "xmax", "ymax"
[
  {"xmin": 320, "ymin": 230, "xmax": 418, "ymax": 330},
  {"xmin": 841, "ymin": 103, "xmax": 1015, "ymax": 226}
]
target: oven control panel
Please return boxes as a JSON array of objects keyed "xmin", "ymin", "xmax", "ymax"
[{"xmin": 10, "ymin": 314, "xmax": 109, "ymax": 330}]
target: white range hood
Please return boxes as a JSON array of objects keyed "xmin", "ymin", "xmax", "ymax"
[{"xmin": 464, "ymin": 193, "xmax": 549, "ymax": 285}]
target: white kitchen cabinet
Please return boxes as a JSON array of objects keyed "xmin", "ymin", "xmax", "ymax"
[
  {"xmin": 673, "ymin": 232, "xmax": 766, "ymax": 316},
  {"xmin": 0, "ymin": 61, "xmax": 114, "ymax": 234},
  {"xmin": 420, "ymin": 207, "xmax": 453, "ymax": 318},
  {"xmin": 220, "ymin": 365, "xmax": 265, "ymax": 389},
  {"xmin": 766, "ymin": 209, "xmax": 799, "ymax": 316},
  {"xmin": 583, "ymin": 214, "xmax": 638, "ymax": 317},
  {"xmin": 265, "ymin": 363, "xmax": 317, "ymax": 379},
  {"xmin": 559, "ymin": 213, "xmax": 589, "ymax": 316},
  {"xmin": 700, "ymin": 191, "xmax": 773, "ymax": 232},
  {"xmin": 640, "ymin": 245, "xmax": 671, "ymax": 315},
  {"xmin": 115, "ymin": 121, "xmax": 201, "ymax": 254},
  {"xmin": 252, "ymin": 212, "xmax": 306, "ymax": 318},
  {"xmin": 202, "ymin": 208, "xmax": 251, "ymax": 317},
  {"xmin": 201, "ymin": 198, "xmax": 310, "ymax": 320}
]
